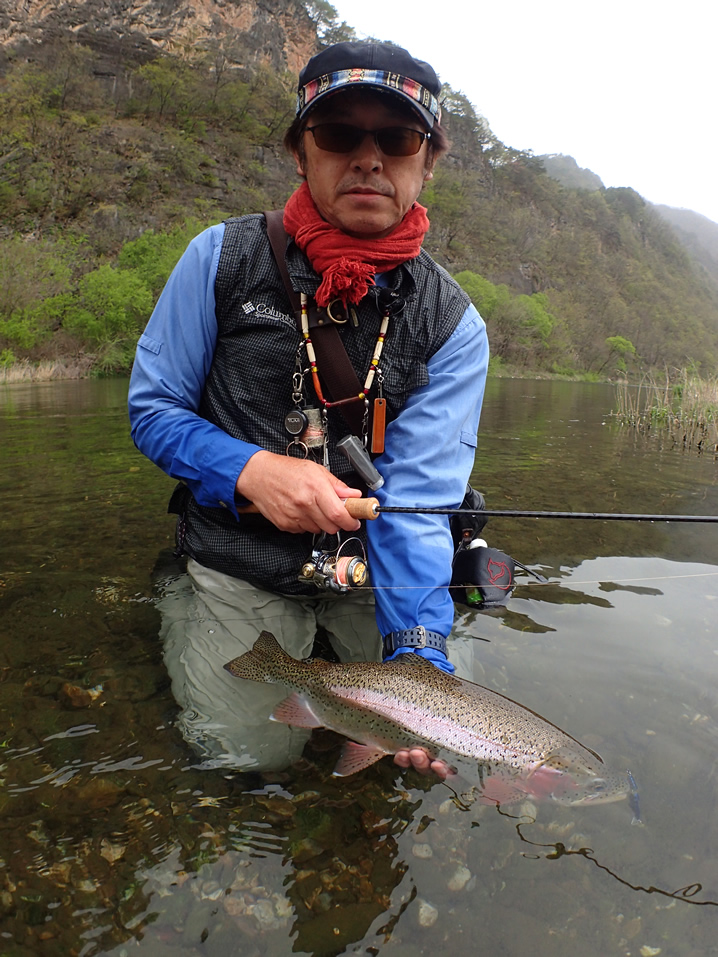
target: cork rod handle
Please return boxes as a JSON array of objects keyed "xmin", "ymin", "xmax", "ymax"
[
  {"xmin": 343, "ymin": 497, "xmax": 380, "ymax": 520},
  {"xmin": 236, "ymin": 497, "xmax": 381, "ymax": 520}
]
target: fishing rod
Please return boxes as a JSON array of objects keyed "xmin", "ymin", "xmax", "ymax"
[
  {"xmin": 332, "ymin": 437, "xmax": 718, "ymax": 523},
  {"xmin": 238, "ymin": 499, "xmax": 718, "ymax": 523},
  {"xmin": 342, "ymin": 499, "xmax": 718, "ymax": 524}
]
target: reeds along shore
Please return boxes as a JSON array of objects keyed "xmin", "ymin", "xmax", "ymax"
[
  {"xmin": 614, "ymin": 371, "xmax": 718, "ymax": 454},
  {"xmin": 0, "ymin": 357, "xmax": 96, "ymax": 384}
]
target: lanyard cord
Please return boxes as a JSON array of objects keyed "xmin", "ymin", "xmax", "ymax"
[{"xmin": 300, "ymin": 293, "xmax": 389, "ymax": 410}]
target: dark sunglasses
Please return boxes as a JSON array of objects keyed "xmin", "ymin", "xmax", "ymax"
[{"xmin": 304, "ymin": 123, "xmax": 431, "ymax": 157}]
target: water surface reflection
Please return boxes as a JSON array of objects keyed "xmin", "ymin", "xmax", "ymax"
[{"xmin": 1, "ymin": 378, "xmax": 718, "ymax": 955}]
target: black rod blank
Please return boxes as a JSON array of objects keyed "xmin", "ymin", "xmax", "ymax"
[{"xmin": 377, "ymin": 507, "xmax": 718, "ymax": 523}]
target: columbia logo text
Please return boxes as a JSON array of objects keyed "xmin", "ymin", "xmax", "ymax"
[{"xmin": 243, "ymin": 302, "xmax": 294, "ymax": 326}]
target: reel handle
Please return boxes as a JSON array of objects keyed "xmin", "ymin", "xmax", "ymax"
[{"xmin": 236, "ymin": 497, "xmax": 380, "ymax": 520}]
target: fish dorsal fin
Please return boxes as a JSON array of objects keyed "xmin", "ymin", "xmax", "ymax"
[
  {"xmin": 224, "ymin": 630, "xmax": 292, "ymax": 679},
  {"xmin": 332, "ymin": 741, "xmax": 389, "ymax": 777},
  {"xmin": 254, "ymin": 630, "xmax": 287, "ymax": 657}
]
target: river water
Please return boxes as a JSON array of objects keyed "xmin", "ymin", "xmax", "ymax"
[{"xmin": 1, "ymin": 376, "xmax": 717, "ymax": 957}]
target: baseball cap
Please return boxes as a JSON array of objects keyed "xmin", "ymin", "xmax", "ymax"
[{"xmin": 297, "ymin": 41, "xmax": 441, "ymax": 129}]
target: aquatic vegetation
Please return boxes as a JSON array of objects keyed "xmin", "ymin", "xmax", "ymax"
[
  {"xmin": 0, "ymin": 356, "xmax": 96, "ymax": 383},
  {"xmin": 613, "ymin": 370, "xmax": 718, "ymax": 454}
]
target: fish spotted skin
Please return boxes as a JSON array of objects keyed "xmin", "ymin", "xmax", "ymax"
[{"xmin": 225, "ymin": 631, "xmax": 630, "ymax": 807}]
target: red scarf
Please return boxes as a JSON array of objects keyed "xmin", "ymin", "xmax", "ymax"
[{"xmin": 283, "ymin": 181, "xmax": 429, "ymax": 307}]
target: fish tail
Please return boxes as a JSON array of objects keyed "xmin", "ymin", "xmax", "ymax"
[{"xmin": 224, "ymin": 630, "xmax": 295, "ymax": 681}]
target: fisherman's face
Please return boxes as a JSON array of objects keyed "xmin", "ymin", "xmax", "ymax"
[{"xmin": 294, "ymin": 91, "xmax": 435, "ymax": 240}]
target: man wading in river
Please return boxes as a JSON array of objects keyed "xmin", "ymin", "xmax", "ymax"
[{"xmin": 128, "ymin": 41, "xmax": 489, "ymax": 775}]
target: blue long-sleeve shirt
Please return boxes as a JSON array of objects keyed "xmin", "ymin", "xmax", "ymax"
[{"xmin": 128, "ymin": 223, "xmax": 488, "ymax": 642}]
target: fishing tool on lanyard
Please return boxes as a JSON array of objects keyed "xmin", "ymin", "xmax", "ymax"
[
  {"xmin": 284, "ymin": 349, "xmax": 328, "ymax": 463},
  {"xmin": 299, "ymin": 291, "xmax": 390, "ymax": 454},
  {"xmin": 294, "ymin": 297, "xmax": 389, "ymax": 593}
]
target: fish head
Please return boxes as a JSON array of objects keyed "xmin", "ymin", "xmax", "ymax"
[
  {"xmin": 525, "ymin": 748, "xmax": 630, "ymax": 807},
  {"xmin": 556, "ymin": 771, "xmax": 632, "ymax": 807}
]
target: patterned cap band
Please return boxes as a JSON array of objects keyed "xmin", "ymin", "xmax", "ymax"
[{"xmin": 297, "ymin": 68, "xmax": 441, "ymax": 127}]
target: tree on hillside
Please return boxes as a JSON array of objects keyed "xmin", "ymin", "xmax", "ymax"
[
  {"xmin": 440, "ymin": 85, "xmax": 495, "ymax": 166},
  {"xmin": 600, "ymin": 335, "xmax": 637, "ymax": 375},
  {"xmin": 303, "ymin": 1, "xmax": 356, "ymax": 46},
  {"xmin": 454, "ymin": 270, "xmax": 556, "ymax": 367}
]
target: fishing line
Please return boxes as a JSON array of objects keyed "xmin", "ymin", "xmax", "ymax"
[
  {"xmin": 366, "ymin": 569, "xmax": 718, "ymax": 590},
  {"xmin": 508, "ymin": 814, "xmax": 718, "ymax": 907},
  {"xmin": 155, "ymin": 568, "xmax": 718, "ymax": 597}
]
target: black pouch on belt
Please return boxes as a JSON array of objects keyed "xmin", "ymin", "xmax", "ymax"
[
  {"xmin": 449, "ymin": 484, "xmax": 519, "ymax": 608},
  {"xmin": 450, "ymin": 544, "xmax": 516, "ymax": 608}
]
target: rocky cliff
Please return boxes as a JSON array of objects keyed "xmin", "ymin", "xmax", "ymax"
[{"xmin": 0, "ymin": 0, "xmax": 317, "ymax": 74}]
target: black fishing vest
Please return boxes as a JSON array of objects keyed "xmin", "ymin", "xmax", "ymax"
[{"xmin": 170, "ymin": 213, "xmax": 470, "ymax": 594}]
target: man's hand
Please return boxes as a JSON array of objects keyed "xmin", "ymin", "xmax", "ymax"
[
  {"xmin": 236, "ymin": 450, "xmax": 361, "ymax": 534},
  {"xmin": 394, "ymin": 749, "xmax": 455, "ymax": 780}
]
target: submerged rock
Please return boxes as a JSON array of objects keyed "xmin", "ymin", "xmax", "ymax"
[{"xmin": 417, "ymin": 899, "xmax": 438, "ymax": 927}]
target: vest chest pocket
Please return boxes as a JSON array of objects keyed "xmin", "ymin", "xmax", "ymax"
[{"xmin": 379, "ymin": 350, "xmax": 429, "ymax": 417}]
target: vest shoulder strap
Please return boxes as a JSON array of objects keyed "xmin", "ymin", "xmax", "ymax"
[{"xmin": 263, "ymin": 209, "xmax": 365, "ymax": 437}]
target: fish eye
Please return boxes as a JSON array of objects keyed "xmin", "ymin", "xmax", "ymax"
[{"xmin": 590, "ymin": 778, "xmax": 607, "ymax": 792}]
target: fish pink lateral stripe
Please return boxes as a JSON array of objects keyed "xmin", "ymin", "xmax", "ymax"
[{"xmin": 330, "ymin": 684, "xmax": 529, "ymax": 765}]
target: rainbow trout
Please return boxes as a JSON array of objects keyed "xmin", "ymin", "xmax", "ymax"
[{"xmin": 225, "ymin": 631, "xmax": 632, "ymax": 808}]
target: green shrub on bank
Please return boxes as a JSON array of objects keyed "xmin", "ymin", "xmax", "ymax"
[
  {"xmin": 63, "ymin": 265, "xmax": 154, "ymax": 344},
  {"xmin": 454, "ymin": 269, "xmax": 556, "ymax": 367},
  {"xmin": 1, "ymin": 261, "xmax": 154, "ymax": 373},
  {"xmin": 117, "ymin": 219, "xmax": 209, "ymax": 296},
  {"xmin": 0, "ymin": 220, "xmax": 213, "ymax": 372}
]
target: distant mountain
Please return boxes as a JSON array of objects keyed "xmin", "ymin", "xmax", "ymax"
[
  {"xmin": 652, "ymin": 205, "xmax": 718, "ymax": 288},
  {"xmin": 541, "ymin": 153, "xmax": 718, "ymax": 290},
  {"xmin": 539, "ymin": 154, "xmax": 604, "ymax": 192}
]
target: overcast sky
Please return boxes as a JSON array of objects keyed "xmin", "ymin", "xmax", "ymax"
[{"xmin": 329, "ymin": 0, "xmax": 718, "ymax": 225}]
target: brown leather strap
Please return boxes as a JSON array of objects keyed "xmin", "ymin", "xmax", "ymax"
[
  {"xmin": 264, "ymin": 209, "xmax": 301, "ymax": 314},
  {"xmin": 264, "ymin": 210, "xmax": 366, "ymax": 436}
]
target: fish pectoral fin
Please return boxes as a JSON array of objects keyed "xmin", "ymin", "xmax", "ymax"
[
  {"xmin": 332, "ymin": 741, "xmax": 389, "ymax": 777},
  {"xmin": 270, "ymin": 693, "xmax": 324, "ymax": 729},
  {"xmin": 477, "ymin": 778, "xmax": 527, "ymax": 807}
]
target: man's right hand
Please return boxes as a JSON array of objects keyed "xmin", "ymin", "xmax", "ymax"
[
  {"xmin": 235, "ymin": 450, "xmax": 362, "ymax": 535},
  {"xmin": 394, "ymin": 749, "xmax": 456, "ymax": 780}
]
